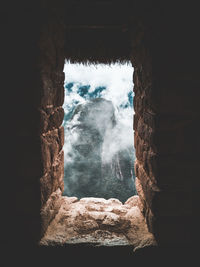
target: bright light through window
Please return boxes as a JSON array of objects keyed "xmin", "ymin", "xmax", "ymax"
[{"xmin": 62, "ymin": 61, "xmax": 136, "ymax": 203}]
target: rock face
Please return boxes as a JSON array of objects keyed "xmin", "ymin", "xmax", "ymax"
[
  {"xmin": 63, "ymin": 98, "xmax": 136, "ymax": 202},
  {"xmin": 40, "ymin": 196, "xmax": 156, "ymax": 250}
]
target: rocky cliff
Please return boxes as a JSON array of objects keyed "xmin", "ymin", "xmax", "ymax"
[{"xmin": 63, "ymin": 98, "xmax": 136, "ymax": 202}]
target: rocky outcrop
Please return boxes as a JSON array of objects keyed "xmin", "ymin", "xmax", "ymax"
[
  {"xmin": 40, "ymin": 196, "xmax": 156, "ymax": 251},
  {"xmin": 64, "ymin": 98, "xmax": 136, "ymax": 202}
]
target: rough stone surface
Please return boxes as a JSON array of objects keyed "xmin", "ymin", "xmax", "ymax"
[
  {"xmin": 131, "ymin": 16, "xmax": 199, "ymax": 246},
  {"xmin": 40, "ymin": 189, "xmax": 64, "ymax": 236},
  {"xmin": 40, "ymin": 196, "xmax": 156, "ymax": 251}
]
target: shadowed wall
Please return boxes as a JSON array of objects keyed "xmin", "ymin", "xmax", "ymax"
[{"xmin": 1, "ymin": 0, "xmax": 199, "ymax": 253}]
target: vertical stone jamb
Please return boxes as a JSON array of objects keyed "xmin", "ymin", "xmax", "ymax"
[{"xmin": 130, "ymin": 4, "xmax": 199, "ymax": 247}]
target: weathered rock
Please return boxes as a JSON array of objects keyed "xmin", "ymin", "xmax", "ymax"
[
  {"xmin": 40, "ymin": 189, "xmax": 64, "ymax": 236},
  {"xmin": 40, "ymin": 196, "xmax": 156, "ymax": 250},
  {"xmin": 124, "ymin": 195, "xmax": 140, "ymax": 207},
  {"xmin": 66, "ymin": 231, "xmax": 130, "ymax": 247}
]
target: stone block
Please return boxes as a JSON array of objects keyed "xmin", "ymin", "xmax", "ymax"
[
  {"xmin": 58, "ymin": 126, "xmax": 64, "ymax": 151},
  {"xmin": 133, "ymin": 86, "xmax": 156, "ymax": 115},
  {"xmin": 136, "ymin": 117, "xmax": 153, "ymax": 143},
  {"xmin": 40, "ymin": 150, "xmax": 64, "ymax": 206},
  {"xmin": 40, "ymin": 72, "xmax": 64, "ymax": 108},
  {"xmin": 135, "ymin": 177, "xmax": 147, "ymax": 215},
  {"xmin": 40, "ymin": 173, "xmax": 53, "ymax": 206},
  {"xmin": 40, "ymin": 136, "xmax": 52, "ymax": 174},
  {"xmin": 39, "ymin": 106, "xmax": 64, "ymax": 133},
  {"xmin": 51, "ymin": 150, "xmax": 64, "ymax": 193},
  {"xmin": 48, "ymin": 107, "xmax": 64, "ymax": 130},
  {"xmin": 40, "ymin": 129, "xmax": 60, "ymax": 174},
  {"xmin": 135, "ymin": 159, "xmax": 157, "ymax": 186},
  {"xmin": 39, "ymin": 108, "xmax": 49, "ymax": 133},
  {"xmin": 40, "ymin": 189, "xmax": 64, "ymax": 236},
  {"xmin": 52, "ymin": 72, "xmax": 65, "ymax": 107},
  {"xmin": 134, "ymin": 132, "xmax": 152, "ymax": 159}
]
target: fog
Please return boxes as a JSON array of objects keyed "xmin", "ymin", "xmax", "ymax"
[{"xmin": 62, "ymin": 61, "xmax": 136, "ymax": 202}]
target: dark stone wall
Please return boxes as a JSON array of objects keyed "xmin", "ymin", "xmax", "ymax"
[
  {"xmin": 1, "ymin": 0, "xmax": 199, "ymax": 251},
  {"xmin": 131, "ymin": 3, "xmax": 200, "ymax": 247},
  {"xmin": 1, "ymin": 1, "xmax": 65, "ymax": 246}
]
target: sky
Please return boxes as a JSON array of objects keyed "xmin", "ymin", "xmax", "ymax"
[{"xmin": 63, "ymin": 61, "xmax": 134, "ymax": 107}]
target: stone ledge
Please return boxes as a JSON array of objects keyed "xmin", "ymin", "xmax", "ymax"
[{"xmin": 39, "ymin": 195, "xmax": 156, "ymax": 252}]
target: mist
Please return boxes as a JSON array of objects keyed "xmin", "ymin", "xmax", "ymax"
[{"xmin": 62, "ymin": 61, "xmax": 136, "ymax": 202}]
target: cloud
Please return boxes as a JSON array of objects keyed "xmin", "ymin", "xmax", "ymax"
[
  {"xmin": 63, "ymin": 61, "xmax": 134, "ymax": 107},
  {"xmin": 62, "ymin": 61, "xmax": 136, "ymax": 200},
  {"xmin": 63, "ymin": 60, "xmax": 135, "ymax": 158}
]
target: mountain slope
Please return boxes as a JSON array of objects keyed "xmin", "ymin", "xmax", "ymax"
[{"xmin": 63, "ymin": 98, "xmax": 136, "ymax": 202}]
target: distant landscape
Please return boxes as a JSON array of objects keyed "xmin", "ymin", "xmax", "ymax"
[{"xmin": 62, "ymin": 62, "xmax": 136, "ymax": 203}]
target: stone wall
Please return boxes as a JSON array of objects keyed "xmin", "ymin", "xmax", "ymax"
[
  {"xmin": 131, "ymin": 4, "xmax": 200, "ymax": 246},
  {"xmin": 38, "ymin": 3, "xmax": 65, "ymax": 236},
  {"xmin": 1, "ymin": 1, "xmax": 65, "ymax": 245},
  {"xmin": 1, "ymin": 1, "xmax": 199, "ymax": 250}
]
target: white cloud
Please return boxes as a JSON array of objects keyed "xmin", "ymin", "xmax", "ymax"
[
  {"xmin": 63, "ymin": 61, "xmax": 135, "ymax": 164},
  {"xmin": 63, "ymin": 61, "xmax": 134, "ymax": 108}
]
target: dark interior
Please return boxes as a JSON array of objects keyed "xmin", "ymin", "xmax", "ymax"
[{"xmin": 1, "ymin": 0, "xmax": 199, "ymax": 263}]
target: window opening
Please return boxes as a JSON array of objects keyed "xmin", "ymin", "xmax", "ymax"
[{"xmin": 62, "ymin": 61, "xmax": 136, "ymax": 203}]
